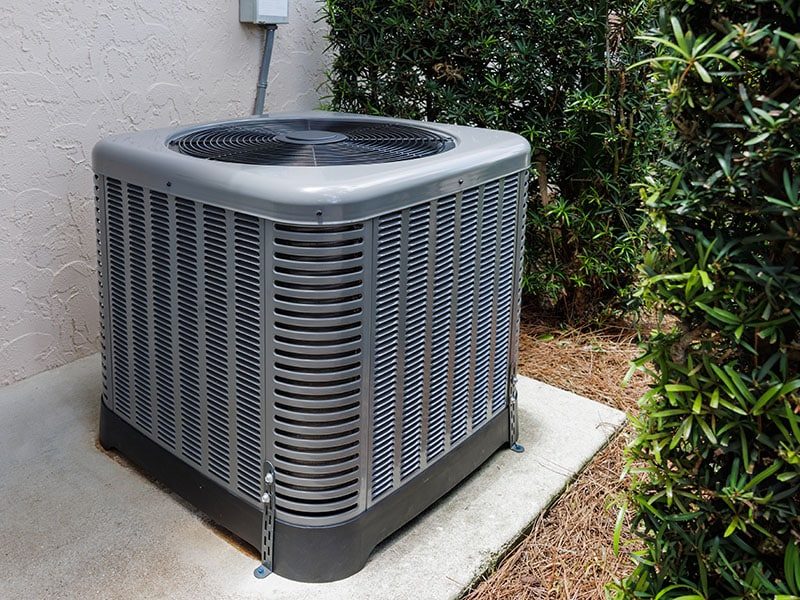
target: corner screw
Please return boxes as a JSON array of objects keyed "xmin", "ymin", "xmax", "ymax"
[
  {"xmin": 166, "ymin": 181, "xmax": 172, "ymax": 187},
  {"xmin": 510, "ymin": 443, "xmax": 525, "ymax": 453},
  {"xmin": 254, "ymin": 565, "xmax": 268, "ymax": 579},
  {"xmin": 458, "ymin": 178, "xmax": 464, "ymax": 185}
]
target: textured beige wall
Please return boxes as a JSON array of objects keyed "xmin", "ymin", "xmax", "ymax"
[{"xmin": 0, "ymin": 1, "xmax": 328, "ymax": 385}]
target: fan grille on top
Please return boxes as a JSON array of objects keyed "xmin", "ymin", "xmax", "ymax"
[{"xmin": 168, "ymin": 118, "xmax": 456, "ymax": 166}]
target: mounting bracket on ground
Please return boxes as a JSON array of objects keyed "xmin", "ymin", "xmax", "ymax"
[
  {"xmin": 508, "ymin": 376, "xmax": 524, "ymax": 453},
  {"xmin": 254, "ymin": 462, "xmax": 277, "ymax": 579}
]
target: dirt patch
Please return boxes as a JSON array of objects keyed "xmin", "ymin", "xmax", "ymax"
[
  {"xmin": 463, "ymin": 320, "xmax": 649, "ymax": 600},
  {"xmin": 95, "ymin": 438, "xmax": 258, "ymax": 558}
]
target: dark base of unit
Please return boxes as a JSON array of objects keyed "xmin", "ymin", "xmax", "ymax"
[{"xmin": 99, "ymin": 400, "xmax": 510, "ymax": 582}]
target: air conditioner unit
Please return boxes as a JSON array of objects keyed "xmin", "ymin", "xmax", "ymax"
[{"xmin": 93, "ymin": 112, "xmax": 529, "ymax": 582}]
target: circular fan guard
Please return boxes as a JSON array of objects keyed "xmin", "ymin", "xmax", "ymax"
[{"xmin": 168, "ymin": 118, "xmax": 456, "ymax": 166}]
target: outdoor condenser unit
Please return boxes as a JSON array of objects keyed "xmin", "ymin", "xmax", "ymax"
[{"xmin": 93, "ymin": 112, "xmax": 530, "ymax": 582}]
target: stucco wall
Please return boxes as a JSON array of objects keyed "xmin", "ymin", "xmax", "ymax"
[{"xmin": 0, "ymin": 1, "xmax": 328, "ymax": 386}]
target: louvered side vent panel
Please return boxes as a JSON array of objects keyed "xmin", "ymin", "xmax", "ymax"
[
  {"xmin": 451, "ymin": 188, "xmax": 479, "ymax": 445},
  {"xmin": 426, "ymin": 197, "xmax": 456, "ymax": 462},
  {"xmin": 473, "ymin": 181, "xmax": 500, "ymax": 427},
  {"xmin": 174, "ymin": 198, "xmax": 203, "ymax": 465},
  {"xmin": 400, "ymin": 204, "xmax": 430, "ymax": 479},
  {"xmin": 369, "ymin": 174, "xmax": 523, "ymax": 503},
  {"xmin": 202, "ymin": 206, "xmax": 232, "ymax": 483},
  {"xmin": 268, "ymin": 223, "xmax": 367, "ymax": 526},
  {"xmin": 105, "ymin": 178, "xmax": 131, "ymax": 420},
  {"xmin": 233, "ymin": 214, "xmax": 266, "ymax": 502},
  {"xmin": 94, "ymin": 177, "xmax": 110, "ymax": 409},
  {"xmin": 150, "ymin": 192, "xmax": 177, "ymax": 449},
  {"xmin": 101, "ymin": 178, "xmax": 266, "ymax": 507},
  {"xmin": 492, "ymin": 178, "xmax": 521, "ymax": 412},
  {"xmin": 371, "ymin": 214, "xmax": 402, "ymax": 499},
  {"xmin": 127, "ymin": 184, "xmax": 154, "ymax": 435}
]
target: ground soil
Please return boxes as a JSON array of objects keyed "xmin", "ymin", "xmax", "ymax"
[{"xmin": 462, "ymin": 316, "xmax": 650, "ymax": 600}]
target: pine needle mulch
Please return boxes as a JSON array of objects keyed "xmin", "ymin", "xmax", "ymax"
[{"xmin": 462, "ymin": 318, "xmax": 650, "ymax": 600}]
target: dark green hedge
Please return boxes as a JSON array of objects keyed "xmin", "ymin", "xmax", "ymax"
[
  {"xmin": 322, "ymin": 0, "xmax": 663, "ymax": 319},
  {"xmin": 615, "ymin": 1, "xmax": 800, "ymax": 597}
]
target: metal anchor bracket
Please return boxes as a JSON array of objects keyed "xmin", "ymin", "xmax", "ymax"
[
  {"xmin": 508, "ymin": 376, "xmax": 524, "ymax": 453},
  {"xmin": 254, "ymin": 462, "xmax": 276, "ymax": 579}
]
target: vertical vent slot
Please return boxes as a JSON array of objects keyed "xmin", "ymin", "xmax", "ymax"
[
  {"xmin": 269, "ymin": 223, "xmax": 366, "ymax": 525},
  {"xmin": 472, "ymin": 182, "xmax": 500, "ymax": 427},
  {"xmin": 451, "ymin": 188, "xmax": 479, "ymax": 445},
  {"xmin": 233, "ymin": 213, "xmax": 265, "ymax": 502},
  {"xmin": 150, "ymin": 192, "xmax": 176, "ymax": 449},
  {"xmin": 372, "ymin": 213, "xmax": 402, "ymax": 500},
  {"xmin": 426, "ymin": 197, "xmax": 456, "ymax": 462},
  {"xmin": 174, "ymin": 198, "xmax": 203, "ymax": 466},
  {"xmin": 202, "ymin": 205, "xmax": 232, "ymax": 483},
  {"xmin": 126, "ymin": 184, "xmax": 153, "ymax": 435},
  {"xmin": 105, "ymin": 178, "xmax": 131, "ymax": 419},
  {"xmin": 492, "ymin": 177, "xmax": 520, "ymax": 412},
  {"xmin": 400, "ymin": 204, "xmax": 430, "ymax": 480},
  {"xmin": 95, "ymin": 177, "xmax": 110, "ymax": 408}
]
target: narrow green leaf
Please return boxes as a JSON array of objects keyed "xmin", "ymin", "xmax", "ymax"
[
  {"xmin": 696, "ymin": 416, "xmax": 717, "ymax": 444},
  {"xmin": 670, "ymin": 418, "xmax": 692, "ymax": 449},
  {"xmin": 785, "ymin": 401, "xmax": 800, "ymax": 442},
  {"xmin": 742, "ymin": 460, "xmax": 782, "ymax": 492},
  {"xmin": 694, "ymin": 61, "xmax": 712, "ymax": 83},
  {"xmin": 724, "ymin": 517, "xmax": 739, "ymax": 537},
  {"xmin": 666, "ymin": 384, "xmax": 697, "ymax": 393},
  {"xmin": 744, "ymin": 131, "xmax": 770, "ymax": 146},
  {"xmin": 670, "ymin": 17, "xmax": 686, "ymax": 50},
  {"xmin": 723, "ymin": 365, "xmax": 756, "ymax": 404},
  {"xmin": 785, "ymin": 540, "xmax": 800, "ymax": 595},
  {"xmin": 753, "ymin": 383, "xmax": 784, "ymax": 414},
  {"xmin": 654, "ymin": 584, "xmax": 705, "ymax": 600},
  {"xmin": 613, "ymin": 502, "xmax": 626, "ymax": 556},
  {"xmin": 710, "ymin": 388, "xmax": 720, "ymax": 409},
  {"xmin": 696, "ymin": 302, "xmax": 741, "ymax": 325}
]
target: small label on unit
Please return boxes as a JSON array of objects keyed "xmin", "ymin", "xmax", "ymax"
[{"xmin": 257, "ymin": 0, "xmax": 288, "ymax": 19}]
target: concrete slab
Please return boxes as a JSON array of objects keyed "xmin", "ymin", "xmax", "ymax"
[{"xmin": 0, "ymin": 354, "xmax": 624, "ymax": 600}]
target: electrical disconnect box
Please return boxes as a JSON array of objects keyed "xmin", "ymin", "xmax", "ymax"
[{"xmin": 240, "ymin": 0, "xmax": 289, "ymax": 24}]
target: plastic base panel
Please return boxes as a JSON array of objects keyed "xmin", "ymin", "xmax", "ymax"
[{"xmin": 99, "ymin": 400, "xmax": 510, "ymax": 583}]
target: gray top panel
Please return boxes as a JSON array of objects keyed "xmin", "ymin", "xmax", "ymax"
[{"xmin": 92, "ymin": 111, "xmax": 531, "ymax": 224}]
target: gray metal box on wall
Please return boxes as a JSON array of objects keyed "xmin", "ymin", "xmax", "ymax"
[
  {"xmin": 240, "ymin": 0, "xmax": 289, "ymax": 24},
  {"xmin": 92, "ymin": 111, "xmax": 529, "ymax": 582}
]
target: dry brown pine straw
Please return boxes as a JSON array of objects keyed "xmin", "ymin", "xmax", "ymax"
[{"xmin": 463, "ymin": 320, "xmax": 649, "ymax": 600}]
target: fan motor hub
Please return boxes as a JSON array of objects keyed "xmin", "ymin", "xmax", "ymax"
[{"xmin": 275, "ymin": 130, "xmax": 348, "ymax": 145}]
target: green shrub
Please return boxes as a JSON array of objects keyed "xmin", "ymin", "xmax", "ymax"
[
  {"xmin": 616, "ymin": 2, "xmax": 800, "ymax": 598},
  {"xmin": 322, "ymin": 0, "xmax": 663, "ymax": 319}
]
